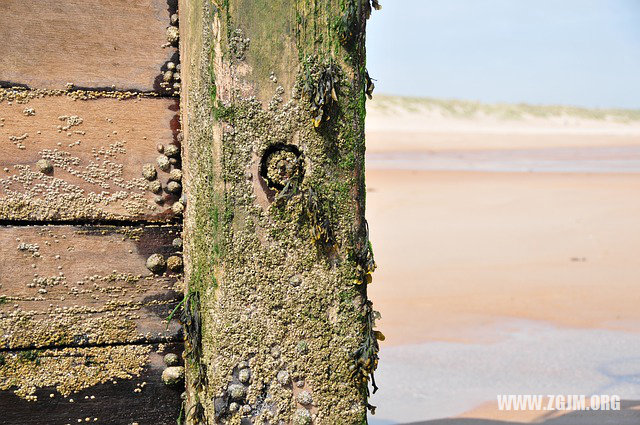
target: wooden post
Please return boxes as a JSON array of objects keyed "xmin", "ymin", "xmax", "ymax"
[{"xmin": 179, "ymin": 0, "xmax": 381, "ymax": 423}]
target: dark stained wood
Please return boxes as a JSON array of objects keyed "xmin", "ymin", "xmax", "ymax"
[
  {"xmin": 0, "ymin": 225, "xmax": 183, "ymax": 350},
  {"xmin": 0, "ymin": 0, "xmax": 178, "ymax": 92},
  {"xmin": 0, "ymin": 95, "xmax": 182, "ymax": 222},
  {"xmin": 0, "ymin": 343, "xmax": 184, "ymax": 425}
]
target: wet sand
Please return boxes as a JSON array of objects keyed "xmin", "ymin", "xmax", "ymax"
[
  {"xmin": 366, "ymin": 169, "xmax": 640, "ymax": 346},
  {"xmin": 363, "ymin": 97, "xmax": 640, "ymax": 424}
]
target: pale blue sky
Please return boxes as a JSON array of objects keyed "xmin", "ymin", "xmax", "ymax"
[{"xmin": 366, "ymin": 0, "xmax": 640, "ymax": 109}]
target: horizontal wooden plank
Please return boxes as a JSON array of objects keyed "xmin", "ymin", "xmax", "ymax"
[
  {"xmin": 0, "ymin": 225, "xmax": 183, "ymax": 350},
  {"xmin": 0, "ymin": 95, "xmax": 182, "ymax": 222},
  {"xmin": 0, "ymin": 342, "xmax": 184, "ymax": 424},
  {"xmin": 0, "ymin": 0, "xmax": 179, "ymax": 92}
]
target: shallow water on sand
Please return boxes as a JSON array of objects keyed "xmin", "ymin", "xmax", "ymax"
[{"xmin": 367, "ymin": 320, "xmax": 640, "ymax": 425}]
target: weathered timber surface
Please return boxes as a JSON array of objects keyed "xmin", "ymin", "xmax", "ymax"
[
  {"xmin": 0, "ymin": 96, "xmax": 182, "ymax": 222},
  {"xmin": 0, "ymin": 225, "xmax": 183, "ymax": 350},
  {"xmin": 0, "ymin": 0, "xmax": 178, "ymax": 92},
  {"xmin": 0, "ymin": 342, "xmax": 184, "ymax": 424}
]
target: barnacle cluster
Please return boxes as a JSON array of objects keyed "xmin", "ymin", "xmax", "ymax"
[
  {"xmin": 211, "ymin": 361, "xmax": 258, "ymax": 421},
  {"xmin": 229, "ymin": 29, "xmax": 250, "ymax": 61},
  {"xmin": 0, "ymin": 86, "xmax": 154, "ymax": 103},
  {"xmin": 160, "ymin": 4, "xmax": 181, "ymax": 96},
  {"xmin": 0, "ymin": 224, "xmax": 183, "ymax": 401},
  {"xmin": 166, "ymin": 7, "xmax": 180, "ymax": 46},
  {"xmin": 0, "ymin": 345, "xmax": 153, "ymax": 399},
  {"xmin": 141, "ymin": 132, "xmax": 184, "ymax": 215},
  {"xmin": 0, "ymin": 92, "xmax": 177, "ymax": 222},
  {"xmin": 160, "ymin": 59, "xmax": 182, "ymax": 97}
]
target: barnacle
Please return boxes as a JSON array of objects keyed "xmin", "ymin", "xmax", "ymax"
[{"xmin": 229, "ymin": 28, "xmax": 250, "ymax": 61}]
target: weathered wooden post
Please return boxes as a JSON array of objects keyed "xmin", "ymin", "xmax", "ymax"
[{"xmin": 179, "ymin": 0, "xmax": 381, "ymax": 423}]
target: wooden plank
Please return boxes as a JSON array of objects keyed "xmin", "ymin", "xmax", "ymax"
[
  {"xmin": 0, "ymin": 95, "xmax": 183, "ymax": 222},
  {"xmin": 0, "ymin": 342, "xmax": 184, "ymax": 424},
  {"xmin": 0, "ymin": 225, "xmax": 183, "ymax": 350},
  {"xmin": 0, "ymin": 0, "xmax": 179, "ymax": 92}
]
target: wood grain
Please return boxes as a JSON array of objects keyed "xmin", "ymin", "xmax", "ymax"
[
  {"xmin": 0, "ymin": 343, "xmax": 184, "ymax": 424},
  {"xmin": 0, "ymin": 225, "xmax": 183, "ymax": 350},
  {"xmin": 0, "ymin": 0, "xmax": 178, "ymax": 92},
  {"xmin": 0, "ymin": 95, "xmax": 182, "ymax": 222}
]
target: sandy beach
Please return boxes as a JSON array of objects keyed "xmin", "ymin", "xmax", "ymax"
[{"xmin": 364, "ymin": 96, "xmax": 640, "ymax": 424}]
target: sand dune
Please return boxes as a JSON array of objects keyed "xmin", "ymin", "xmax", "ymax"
[{"xmin": 366, "ymin": 95, "xmax": 640, "ymax": 152}]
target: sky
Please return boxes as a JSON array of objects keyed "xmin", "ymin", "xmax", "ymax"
[{"xmin": 366, "ymin": 0, "xmax": 640, "ymax": 109}]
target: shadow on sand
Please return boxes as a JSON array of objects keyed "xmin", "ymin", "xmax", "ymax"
[{"xmin": 399, "ymin": 399, "xmax": 640, "ymax": 425}]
